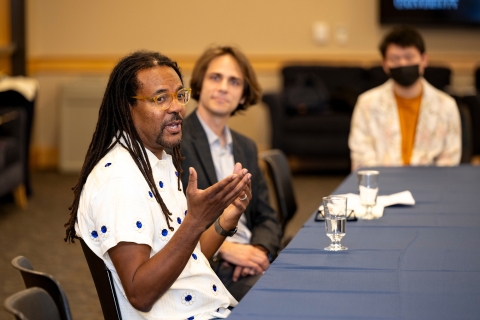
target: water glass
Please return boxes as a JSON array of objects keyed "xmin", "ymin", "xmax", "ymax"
[
  {"xmin": 357, "ymin": 170, "xmax": 379, "ymax": 220},
  {"xmin": 323, "ymin": 196, "xmax": 348, "ymax": 251}
]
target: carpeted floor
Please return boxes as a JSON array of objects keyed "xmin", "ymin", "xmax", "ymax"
[{"xmin": 0, "ymin": 171, "xmax": 345, "ymax": 320}]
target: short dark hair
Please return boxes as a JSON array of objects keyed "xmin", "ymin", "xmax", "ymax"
[
  {"xmin": 379, "ymin": 26, "xmax": 426, "ymax": 58},
  {"xmin": 190, "ymin": 46, "xmax": 261, "ymax": 115},
  {"xmin": 65, "ymin": 50, "xmax": 184, "ymax": 243}
]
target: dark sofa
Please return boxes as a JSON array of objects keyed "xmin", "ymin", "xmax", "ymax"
[{"xmin": 262, "ymin": 65, "xmax": 469, "ymax": 173}]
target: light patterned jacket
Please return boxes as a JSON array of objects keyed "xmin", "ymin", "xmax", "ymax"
[{"xmin": 349, "ymin": 78, "xmax": 461, "ymax": 171}]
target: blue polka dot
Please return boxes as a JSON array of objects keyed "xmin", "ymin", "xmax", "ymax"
[
  {"xmin": 188, "ymin": 317, "xmax": 194, "ymax": 320},
  {"xmin": 192, "ymin": 253, "xmax": 197, "ymax": 260},
  {"xmin": 213, "ymin": 284, "xmax": 217, "ymax": 292},
  {"xmin": 175, "ymin": 171, "xmax": 179, "ymax": 177},
  {"xmin": 91, "ymin": 230, "xmax": 98, "ymax": 238},
  {"xmin": 101, "ymin": 226, "xmax": 107, "ymax": 233},
  {"xmin": 136, "ymin": 221, "xmax": 142, "ymax": 229},
  {"xmin": 217, "ymin": 308, "xmax": 220, "ymax": 312},
  {"xmin": 148, "ymin": 191, "xmax": 153, "ymax": 198},
  {"xmin": 185, "ymin": 294, "xmax": 192, "ymax": 302},
  {"xmin": 104, "ymin": 162, "xmax": 112, "ymax": 167},
  {"xmin": 159, "ymin": 181, "xmax": 164, "ymax": 188},
  {"xmin": 184, "ymin": 210, "xmax": 187, "ymax": 216},
  {"xmin": 161, "ymin": 229, "xmax": 168, "ymax": 236},
  {"xmin": 177, "ymin": 217, "xmax": 182, "ymax": 224}
]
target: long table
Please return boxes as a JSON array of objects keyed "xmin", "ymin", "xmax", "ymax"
[{"xmin": 229, "ymin": 166, "xmax": 480, "ymax": 319}]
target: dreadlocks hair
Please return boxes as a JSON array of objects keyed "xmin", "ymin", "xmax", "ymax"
[{"xmin": 64, "ymin": 50, "xmax": 185, "ymax": 243}]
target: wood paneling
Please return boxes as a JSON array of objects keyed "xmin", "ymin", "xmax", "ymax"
[{"xmin": 28, "ymin": 52, "xmax": 480, "ymax": 75}]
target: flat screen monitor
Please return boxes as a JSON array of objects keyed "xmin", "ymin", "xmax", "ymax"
[{"xmin": 380, "ymin": 0, "xmax": 480, "ymax": 27}]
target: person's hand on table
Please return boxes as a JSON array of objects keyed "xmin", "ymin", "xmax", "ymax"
[{"xmin": 219, "ymin": 242, "xmax": 270, "ymax": 282}]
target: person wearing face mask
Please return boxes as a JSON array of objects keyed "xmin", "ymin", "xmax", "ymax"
[{"xmin": 348, "ymin": 26, "xmax": 461, "ymax": 171}]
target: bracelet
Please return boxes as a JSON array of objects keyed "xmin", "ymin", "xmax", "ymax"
[{"xmin": 214, "ymin": 216, "xmax": 237, "ymax": 237}]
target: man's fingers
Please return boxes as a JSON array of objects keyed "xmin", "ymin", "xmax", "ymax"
[
  {"xmin": 233, "ymin": 162, "xmax": 243, "ymax": 174},
  {"xmin": 241, "ymin": 267, "xmax": 251, "ymax": 277},
  {"xmin": 249, "ymin": 263, "xmax": 264, "ymax": 275},
  {"xmin": 224, "ymin": 172, "xmax": 251, "ymax": 202},
  {"xmin": 259, "ymin": 259, "xmax": 270, "ymax": 271},
  {"xmin": 208, "ymin": 170, "xmax": 250, "ymax": 203},
  {"xmin": 186, "ymin": 167, "xmax": 198, "ymax": 195},
  {"xmin": 232, "ymin": 265, "xmax": 242, "ymax": 282},
  {"xmin": 249, "ymin": 249, "xmax": 270, "ymax": 271},
  {"xmin": 243, "ymin": 179, "xmax": 252, "ymax": 200}
]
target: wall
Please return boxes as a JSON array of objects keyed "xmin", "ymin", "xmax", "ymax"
[
  {"xmin": 26, "ymin": 0, "xmax": 480, "ymax": 169},
  {"xmin": 27, "ymin": 0, "xmax": 480, "ymax": 56}
]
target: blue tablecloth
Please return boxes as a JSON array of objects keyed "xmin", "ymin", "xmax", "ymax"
[{"xmin": 229, "ymin": 166, "xmax": 480, "ymax": 319}]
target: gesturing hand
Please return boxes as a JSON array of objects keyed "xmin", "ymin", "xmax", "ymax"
[
  {"xmin": 221, "ymin": 163, "xmax": 252, "ymax": 227},
  {"xmin": 185, "ymin": 165, "xmax": 251, "ymax": 232}
]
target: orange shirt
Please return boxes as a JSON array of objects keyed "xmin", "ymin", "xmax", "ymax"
[{"xmin": 394, "ymin": 91, "xmax": 422, "ymax": 165}]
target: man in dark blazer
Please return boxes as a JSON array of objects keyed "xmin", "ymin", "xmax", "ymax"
[{"xmin": 180, "ymin": 46, "xmax": 282, "ymax": 301}]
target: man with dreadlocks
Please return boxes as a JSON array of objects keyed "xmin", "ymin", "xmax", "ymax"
[
  {"xmin": 64, "ymin": 50, "xmax": 251, "ymax": 320},
  {"xmin": 180, "ymin": 46, "xmax": 282, "ymax": 301}
]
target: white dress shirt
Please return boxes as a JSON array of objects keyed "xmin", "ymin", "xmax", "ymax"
[{"xmin": 197, "ymin": 112, "xmax": 252, "ymax": 245}]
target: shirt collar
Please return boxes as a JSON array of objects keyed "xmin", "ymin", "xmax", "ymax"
[
  {"xmin": 115, "ymin": 131, "xmax": 169, "ymax": 168},
  {"xmin": 196, "ymin": 110, "xmax": 233, "ymax": 148}
]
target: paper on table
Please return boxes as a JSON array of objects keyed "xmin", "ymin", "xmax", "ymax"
[{"xmin": 319, "ymin": 191, "xmax": 415, "ymax": 219}]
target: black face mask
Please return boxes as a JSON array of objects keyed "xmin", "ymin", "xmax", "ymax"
[{"xmin": 388, "ymin": 65, "xmax": 420, "ymax": 87}]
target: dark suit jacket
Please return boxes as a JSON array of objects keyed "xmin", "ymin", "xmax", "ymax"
[{"xmin": 180, "ymin": 110, "xmax": 282, "ymax": 258}]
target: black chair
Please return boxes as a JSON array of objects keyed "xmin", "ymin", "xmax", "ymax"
[
  {"xmin": 4, "ymin": 287, "xmax": 62, "ymax": 320},
  {"xmin": 453, "ymin": 98, "xmax": 474, "ymax": 163},
  {"xmin": 0, "ymin": 107, "xmax": 28, "ymax": 209},
  {"xmin": 475, "ymin": 67, "xmax": 480, "ymax": 92},
  {"xmin": 11, "ymin": 256, "xmax": 71, "ymax": 320},
  {"xmin": 259, "ymin": 149, "xmax": 297, "ymax": 232},
  {"xmin": 0, "ymin": 89, "xmax": 36, "ymax": 196},
  {"xmin": 460, "ymin": 94, "xmax": 480, "ymax": 157},
  {"xmin": 79, "ymin": 238, "xmax": 122, "ymax": 320}
]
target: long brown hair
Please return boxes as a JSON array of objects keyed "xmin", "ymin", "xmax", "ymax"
[{"xmin": 190, "ymin": 46, "xmax": 261, "ymax": 115}]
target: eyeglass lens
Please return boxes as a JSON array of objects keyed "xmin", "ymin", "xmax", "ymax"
[{"xmin": 156, "ymin": 89, "xmax": 190, "ymax": 107}]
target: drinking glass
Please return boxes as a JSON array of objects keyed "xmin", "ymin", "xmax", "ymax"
[
  {"xmin": 323, "ymin": 196, "xmax": 348, "ymax": 251},
  {"xmin": 357, "ymin": 170, "xmax": 379, "ymax": 220}
]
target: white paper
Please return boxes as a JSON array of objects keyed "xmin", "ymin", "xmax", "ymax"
[{"xmin": 319, "ymin": 191, "xmax": 415, "ymax": 219}]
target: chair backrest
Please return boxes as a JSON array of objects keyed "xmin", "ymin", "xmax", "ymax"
[
  {"xmin": 456, "ymin": 98, "xmax": 474, "ymax": 163},
  {"xmin": 4, "ymin": 287, "xmax": 62, "ymax": 320},
  {"xmin": 475, "ymin": 67, "xmax": 480, "ymax": 92},
  {"xmin": 79, "ymin": 238, "xmax": 122, "ymax": 320},
  {"xmin": 461, "ymin": 94, "xmax": 480, "ymax": 155},
  {"xmin": 259, "ymin": 149, "xmax": 297, "ymax": 230},
  {"xmin": 11, "ymin": 256, "xmax": 71, "ymax": 320}
]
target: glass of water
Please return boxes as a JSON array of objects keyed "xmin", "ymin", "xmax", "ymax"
[
  {"xmin": 323, "ymin": 196, "xmax": 348, "ymax": 251},
  {"xmin": 357, "ymin": 170, "xmax": 379, "ymax": 220}
]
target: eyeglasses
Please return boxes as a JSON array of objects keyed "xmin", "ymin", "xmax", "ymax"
[{"xmin": 132, "ymin": 88, "xmax": 191, "ymax": 110}]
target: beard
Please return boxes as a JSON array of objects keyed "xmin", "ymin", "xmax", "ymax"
[{"xmin": 156, "ymin": 112, "xmax": 183, "ymax": 149}]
